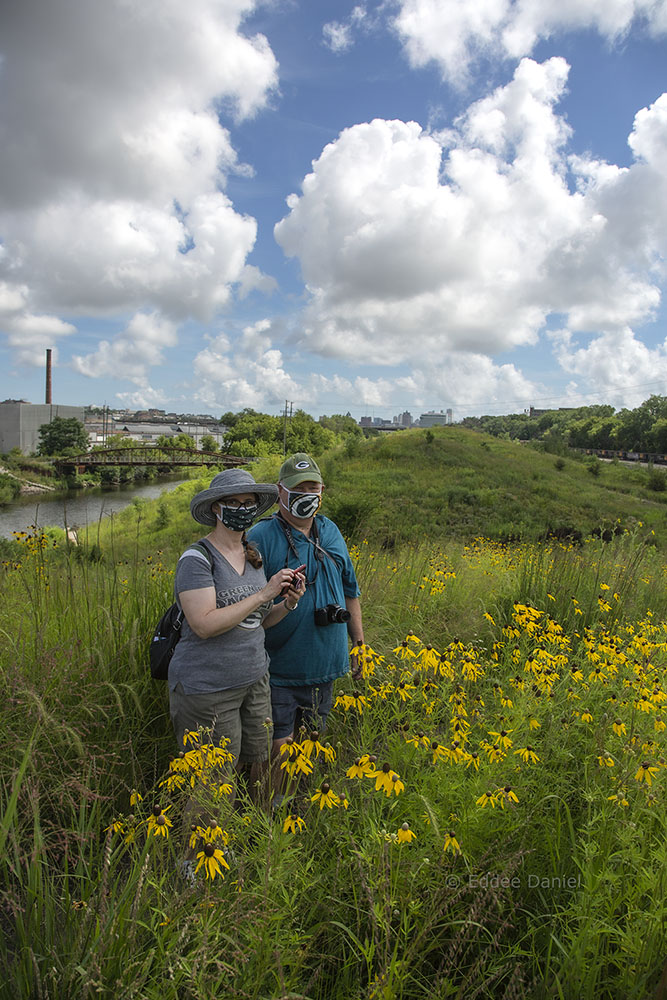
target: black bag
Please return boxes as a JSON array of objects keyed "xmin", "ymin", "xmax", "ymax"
[{"xmin": 149, "ymin": 541, "xmax": 212, "ymax": 680}]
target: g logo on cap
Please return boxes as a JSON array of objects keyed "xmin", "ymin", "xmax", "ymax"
[{"xmin": 295, "ymin": 461, "xmax": 310, "ymax": 469}]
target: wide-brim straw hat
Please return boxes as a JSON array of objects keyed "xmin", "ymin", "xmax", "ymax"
[{"xmin": 190, "ymin": 469, "xmax": 278, "ymax": 527}]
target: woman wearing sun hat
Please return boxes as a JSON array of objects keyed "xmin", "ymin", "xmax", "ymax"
[{"xmin": 168, "ymin": 468, "xmax": 305, "ymax": 800}]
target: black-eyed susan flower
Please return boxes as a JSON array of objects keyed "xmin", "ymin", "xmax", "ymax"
[
  {"xmin": 283, "ymin": 814, "xmax": 306, "ymax": 834},
  {"xmin": 396, "ymin": 681, "xmax": 415, "ymax": 702},
  {"xmin": 416, "ymin": 645, "xmax": 440, "ymax": 670},
  {"xmin": 514, "ymin": 746, "xmax": 540, "ymax": 764},
  {"xmin": 397, "ymin": 822, "xmax": 416, "ymax": 844},
  {"xmin": 194, "ymin": 843, "xmax": 230, "ymax": 880},
  {"xmin": 497, "ymin": 785, "xmax": 519, "ymax": 808},
  {"xmin": 301, "ymin": 731, "xmax": 335, "ymax": 760},
  {"xmin": 488, "ymin": 729, "xmax": 513, "ymax": 750},
  {"xmin": 146, "ymin": 806, "xmax": 173, "ymax": 838},
  {"xmin": 607, "ymin": 790, "xmax": 629, "ymax": 808},
  {"xmin": 443, "ymin": 831, "xmax": 461, "ymax": 855},
  {"xmin": 279, "ymin": 737, "xmax": 301, "ymax": 759},
  {"xmin": 635, "ymin": 761, "xmax": 659, "ymax": 785},
  {"xmin": 371, "ymin": 764, "xmax": 405, "ymax": 797},
  {"xmin": 281, "ymin": 753, "xmax": 313, "ymax": 778},
  {"xmin": 581, "ymin": 710, "xmax": 593, "ymax": 724},
  {"xmin": 311, "ymin": 782, "xmax": 340, "ymax": 810},
  {"xmin": 612, "ymin": 719, "xmax": 627, "ymax": 737},
  {"xmin": 129, "ymin": 789, "xmax": 143, "ymax": 807},
  {"xmin": 404, "ymin": 732, "xmax": 430, "ymax": 750},
  {"xmin": 392, "ymin": 640, "xmax": 416, "ymax": 660},
  {"xmin": 476, "ymin": 790, "xmax": 496, "ymax": 809},
  {"xmin": 347, "ymin": 754, "xmax": 375, "ymax": 778}
]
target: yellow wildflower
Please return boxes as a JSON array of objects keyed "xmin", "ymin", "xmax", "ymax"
[
  {"xmin": 283, "ymin": 814, "xmax": 306, "ymax": 834},
  {"xmin": 311, "ymin": 782, "xmax": 341, "ymax": 809},
  {"xmin": 443, "ymin": 831, "xmax": 461, "ymax": 855},
  {"xmin": 476, "ymin": 790, "xmax": 497, "ymax": 809},
  {"xmin": 397, "ymin": 823, "xmax": 417, "ymax": 843},
  {"xmin": 635, "ymin": 762, "xmax": 659, "ymax": 786},
  {"xmin": 194, "ymin": 844, "xmax": 230, "ymax": 880}
]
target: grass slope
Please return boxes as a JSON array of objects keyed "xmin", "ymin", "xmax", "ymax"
[{"xmin": 306, "ymin": 426, "xmax": 667, "ymax": 547}]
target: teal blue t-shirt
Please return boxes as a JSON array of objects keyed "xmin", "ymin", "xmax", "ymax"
[{"xmin": 247, "ymin": 514, "xmax": 361, "ymax": 686}]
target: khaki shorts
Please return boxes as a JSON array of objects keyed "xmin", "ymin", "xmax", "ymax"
[{"xmin": 169, "ymin": 672, "xmax": 273, "ymax": 763}]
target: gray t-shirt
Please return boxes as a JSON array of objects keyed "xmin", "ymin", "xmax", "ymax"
[{"xmin": 168, "ymin": 539, "xmax": 272, "ymax": 694}]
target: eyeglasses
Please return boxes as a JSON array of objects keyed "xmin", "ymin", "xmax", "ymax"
[{"xmin": 221, "ymin": 498, "xmax": 258, "ymax": 511}]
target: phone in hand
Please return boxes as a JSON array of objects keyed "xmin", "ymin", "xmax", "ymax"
[{"xmin": 282, "ymin": 563, "xmax": 306, "ymax": 595}]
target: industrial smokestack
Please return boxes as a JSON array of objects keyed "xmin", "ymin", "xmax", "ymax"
[{"xmin": 45, "ymin": 348, "xmax": 52, "ymax": 404}]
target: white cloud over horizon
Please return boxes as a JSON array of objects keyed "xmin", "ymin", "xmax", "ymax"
[{"xmin": 189, "ymin": 320, "xmax": 540, "ymax": 415}]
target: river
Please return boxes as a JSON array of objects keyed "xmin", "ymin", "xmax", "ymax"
[{"xmin": 0, "ymin": 476, "xmax": 190, "ymax": 539}]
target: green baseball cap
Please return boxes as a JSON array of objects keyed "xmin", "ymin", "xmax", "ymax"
[{"xmin": 279, "ymin": 453, "xmax": 323, "ymax": 489}]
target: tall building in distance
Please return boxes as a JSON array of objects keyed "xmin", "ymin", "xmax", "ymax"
[{"xmin": 419, "ymin": 410, "xmax": 451, "ymax": 427}]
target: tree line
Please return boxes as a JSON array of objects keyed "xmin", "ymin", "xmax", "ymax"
[
  {"xmin": 461, "ymin": 396, "xmax": 667, "ymax": 453},
  {"xmin": 36, "ymin": 410, "xmax": 363, "ymax": 457}
]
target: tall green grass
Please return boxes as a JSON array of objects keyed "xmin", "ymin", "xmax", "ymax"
[{"xmin": 1, "ymin": 501, "xmax": 667, "ymax": 998}]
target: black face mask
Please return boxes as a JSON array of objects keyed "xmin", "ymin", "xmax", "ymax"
[
  {"xmin": 216, "ymin": 505, "xmax": 258, "ymax": 532},
  {"xmin": 284, "ymin": 489, "xmax": 322, "ymax": 519}
]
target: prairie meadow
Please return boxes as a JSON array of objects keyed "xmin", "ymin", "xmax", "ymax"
[{"xmin": 1, "ymin": 465, "xmax": 666, "ymax": 999}]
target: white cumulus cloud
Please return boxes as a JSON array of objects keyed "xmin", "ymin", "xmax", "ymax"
[
  {"xmin": 391, "ymin": 0, "xmax": 667, "ymax": 84},
  {"xmin": 189, "ymin": 321, "xmax": 540, "ymax": 414},
  {"xmin": 72, "ymin": 312, "xmax": 179, "ymax": 381},
  {"xmin": 274, "ymin": 58, "xmax": 667, "ymax": 382},
  {"xmin": 0, "ymin": 0, "xmax": 278, "ymax": 367}
]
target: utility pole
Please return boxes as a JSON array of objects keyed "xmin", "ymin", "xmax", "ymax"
[{"xmin": 283, "ymin": 400, "xmax": 293, "ymax": 456}]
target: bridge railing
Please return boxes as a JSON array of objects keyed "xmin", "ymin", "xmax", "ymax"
[{"xmin": 55, "ymin": 448, "xmax": 248, "ymax": 469}]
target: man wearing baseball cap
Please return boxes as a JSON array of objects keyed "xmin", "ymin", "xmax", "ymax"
[{"xmin": 247, "ymin": 452, "xmax": 363, "ymax": 762}]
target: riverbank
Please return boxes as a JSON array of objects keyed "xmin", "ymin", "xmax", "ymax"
[{"xmin": 0, "ymin": 464, "xmax": 56, "ymax": 494}]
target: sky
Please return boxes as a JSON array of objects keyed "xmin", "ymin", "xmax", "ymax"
[{"xmin": 1, "ymin": 0, "xmax": 667, "ymax": 422}]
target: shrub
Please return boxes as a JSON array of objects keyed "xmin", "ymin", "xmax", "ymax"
[
  {"xmin": 647, "ymin": 466, "xmax": 667, "ymax": 492},
  {"xmin": 0, "ymin": 472, "xmax": 21, "ymax": 505}
]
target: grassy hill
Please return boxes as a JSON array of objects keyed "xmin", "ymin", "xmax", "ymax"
[
  {"xmin": 277, "ymin": 426, "xmax": 667, "ymax": 547},
  {"xmin": 80, "ymin": 425, "xmax": 667, "ymax": 562}
]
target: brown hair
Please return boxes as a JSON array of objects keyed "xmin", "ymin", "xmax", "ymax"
[{"xmin": 242, "ymin": 533, "xmax": 263, "ymax": 569}]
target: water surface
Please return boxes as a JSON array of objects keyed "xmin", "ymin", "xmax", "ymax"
[{"xmin": 0, "ymin": 477, "xmax": 189, "ymax": 539}]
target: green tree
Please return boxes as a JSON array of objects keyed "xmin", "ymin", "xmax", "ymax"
[
  {"xmin": 318, "ymin": 414, "xmax": 362, "ymax": 437},
  {"xmin": 91, "ymin": 434, "xmax": 141, "ymax": 451},
  {"xmin": 200, "ymin": 434, "xmax": 219, "ymax": 453},
  {"xmin": 155, "ymin": 433, "xmax": 196, "ymax": 450},
  {"xmin": 37, "ymin": 417, "xmax": 89, "ymax": 456}
]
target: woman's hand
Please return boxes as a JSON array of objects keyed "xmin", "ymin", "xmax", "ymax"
[
  {"xmin": 262, "ymin": 569, "xmax": 306, "ymax": 627},
  {"xmin": 264, "ymin": 567, "xmax": 302, "ymax": 601},
  {"xmin": 283, "ymin": 573, "xmax": 305, "ymax": 611}
]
